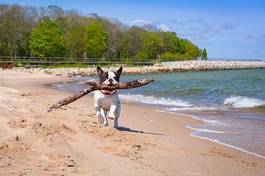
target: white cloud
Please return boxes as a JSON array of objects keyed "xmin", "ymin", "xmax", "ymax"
[
  {"xmin": 130, "ymin": 19, "xmax": 170, "ymax": 32},
  {"xmin": 158, "ymin": 24, "xmax": 170, "ymax": 31},
  {"xmin": 130, "ymin": 19, "xmax": 152, "ymax": 26},
  {"xmin": 161, "ymin": 18, "xmax": 238, "ymax": 40},
  {"xmin": 245, "ymin": 33, "xmax": 265, "ymax": 45}
]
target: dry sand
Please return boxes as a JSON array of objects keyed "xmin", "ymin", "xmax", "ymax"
[{"xmin": 0, "ymin": 70, "xmax": 264, "ymax": 176}]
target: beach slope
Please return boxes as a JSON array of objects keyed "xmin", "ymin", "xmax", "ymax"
[{"xmin": 0, "ymin": 70, "xmax": 264, "ymax": 176}]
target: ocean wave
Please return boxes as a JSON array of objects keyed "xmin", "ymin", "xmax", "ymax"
[
  {"xmin": 77, "ymin": 78, "xmax": 96, "ymax": 84},
  {"xmin": 77, "ymin": 81, "xmax": 87, "ymax": 84},
  {"xmin": 186, "ymin": 126, "xmax": 226, "ymax": 134},
  {"xmin": 190, "ymin": 116, "xmax": 228, "ymax": 126},
  {"xmin": 164, "ymin": 106, "xmax": 216, "ymax": 111},
  {"xmin": 119, "ymin": 94, "xmax": 192, "ymax": 107},
  {"xmin": 54, "ymin": 84, "xmax": 64, "ymax": 88},
  {"xmin": 156, "ymin": 110, "xmax": 228, "ymax": 126},
  {"xmin": 224, "ymin": 96, "xmax": 265, "ymax": 108}
]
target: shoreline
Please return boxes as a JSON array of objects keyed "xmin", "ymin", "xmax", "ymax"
[
  {"xmin": 1, "ymin": 70, "xmax": 265, "ymax": 175},
  {"xmin": 44, "ymin": 71, "xmax": 265, "ymax": 160},
  {"xmin": 48, "ymin": 73, "xmax": 265, "ymax": 159},
  {"xmin": 8, "ymin": 60, "xmax": 265, "ymax": 77},
  {"xmin": 190, "ymin": 133, "xmax": 265, "ymax": 160},
  {"xmin": 156, "ymin": 109, "xmax": 265, "ymax": 160}
]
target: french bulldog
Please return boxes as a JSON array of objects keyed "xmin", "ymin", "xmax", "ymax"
[{"xmin": 93, "ymin": 66, "xmax": 122, "ymax": 128}]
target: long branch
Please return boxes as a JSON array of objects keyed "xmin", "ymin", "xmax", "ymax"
[{"xmin": 48, "ymin": 79, "xmax": 154, "ymax": 112}]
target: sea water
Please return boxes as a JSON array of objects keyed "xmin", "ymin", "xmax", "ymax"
[{"xmin": 52, "ymin": 69, "xmax": 265, "ymax": 158}]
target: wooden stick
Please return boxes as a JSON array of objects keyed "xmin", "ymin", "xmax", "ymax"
[{"xmin": 48, "ymin": 79, "xmax": 154, "ymax": 112}]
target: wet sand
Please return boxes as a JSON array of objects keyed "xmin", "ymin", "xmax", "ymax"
[{"xmin": 0, "ymin": 70, "xmax": 264, "ymax": 176}]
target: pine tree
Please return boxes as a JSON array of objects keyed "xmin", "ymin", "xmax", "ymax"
[{"xmin": 201, "ymin": 48, "xmax": 208, "ymax": 60}]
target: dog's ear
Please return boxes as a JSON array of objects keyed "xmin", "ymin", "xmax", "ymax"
[
  {"xmin": 116, "ymin": 67, "xmax": 123, "ymax": 77},
  {"xmin": 97, "ymin": 66, "xmax": 103, "ymax": 77}
]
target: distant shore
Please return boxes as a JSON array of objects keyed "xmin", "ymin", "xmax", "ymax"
[{"xmin": 9, "ymin": 60, "xmax": 265, "ymax": 76}]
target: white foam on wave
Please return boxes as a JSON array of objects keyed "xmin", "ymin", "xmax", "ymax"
[
  {"xmin": 77, "ymin": 81, "xmax": 86, "ymax": 84},
  {"xmin": 165, "ymin": 106, "xmax": 216, "ymax": 111},
  {"xmin": 192, "ymin": 116, "xmax": 228, "ymax": 126},
  {"xmin": 55, "ymin": 84, "xmax": 64, "ymax": 88},
  {"xmin": 156, "ymin": 110, "xmax": 228, "ymax": 126},
  {"xmin": 190, "ymin": 133, "xmax": 265, "ymax": 159},
  {"xmin": 164, "ymin": 107, "xmax": 229, "ymax": 126},
  {"xmin": 119, "ymin": 94, "xmax": 192, "ymax": 107},
  {"xmin": 202, "ymin": 119, "xmax": 228, "ymax": 126},
  {"xmin": 224, "ymin": 96, "xmax": 265, "ymax": 108},
  {"xmin": 77, "ymin": 78, "xmax": 96, "ymax": 84},
  {"xmin": 186, "ymin": 125, "xmax": 226, "ymax": 134},
  {"xmin": 78, "ymin": 77, "xmax": 97, "ymax": 84}
]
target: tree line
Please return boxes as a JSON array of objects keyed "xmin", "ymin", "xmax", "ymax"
[{"xmin": 0, "ymin": 4, "xmax": 207, "ymax": 62}]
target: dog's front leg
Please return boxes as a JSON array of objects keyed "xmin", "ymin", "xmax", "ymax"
[
  {"xmin": 101, "ymin": 108, "xmax": 108, "ymax": 126},
  {"xmin": 109, "ymin": 104, "xmax": 120, "ymax": 129},
  {"xmin": 95, "ymin": 102, "xmax": 108, "ymax": 126}
]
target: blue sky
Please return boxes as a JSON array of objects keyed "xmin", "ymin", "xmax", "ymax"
[{"xmin": 3, "ymin": 0, "xmax": 265, "ymax": 60}]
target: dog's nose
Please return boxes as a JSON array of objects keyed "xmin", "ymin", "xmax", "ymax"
[{"xmin": 109, "ymin": 79, "xmax": 113, "ymax": 84}]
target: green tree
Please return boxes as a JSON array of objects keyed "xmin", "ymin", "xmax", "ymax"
[
  {"xmin": 118, "ymin": 26, "xmax": 145, "ymax": 59},
  {"xmin": 161, "ymin": 52, "xmax": 189, "ymax": 61},
  {"xmin": 66, "ymin": 25, "xmax": 86, "ymax": 57},
  {"xmin": 181, "ymin": 39, "xmax": 200, "ymax": 60},
  {"xmin": 29, "ymin": 19, "xmax": 66, "ymax": 57},
  {"xmin": 137, "ymin": 32, "xmax": 163, "ymax": 61},
  {"xmin": 83, "ymin": 19, "xmax": 108, "ymax": 58},
  {"xmin": 101, "ymin": 18, "xmax": 124, "ymax": 59},
  {"xmin": 56, "ymin": 15, "xmax": 88, "ymax": 58},
  {"xmin": 0, "ymin": 4, "xmax": 36, "ymax": 56},
  {"xmin": 160, "ymin": 32, "xmax": 185, "ymax": 54},
  {"xmin": 201, "ymin": 48, "xmax": 208, "ymax": 60},
  {"xmin": 0, "ymin": 3, "xmax": 205, "ymax": 63}
]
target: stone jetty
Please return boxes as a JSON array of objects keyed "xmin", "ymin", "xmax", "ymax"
[{"xmin": 9, "ymin": 60, "xmax": 265, "ymax": 76}]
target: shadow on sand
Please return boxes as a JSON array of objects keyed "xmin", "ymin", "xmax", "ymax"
[{"xmin": 116, "ymin": 126, "xmax": 165, "ymax": 136}]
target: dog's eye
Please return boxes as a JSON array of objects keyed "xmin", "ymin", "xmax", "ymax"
[
  {"xmin": 100, "ymin": 72, "xmax": 109, "ymax": 82},
  {"xmin": 113, "ymin": 76, "xmax": 119, "ymax": 82}
]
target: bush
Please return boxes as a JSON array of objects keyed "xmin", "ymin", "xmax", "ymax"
[
  {"xmin": 161, "ymin": 52, "xmax": 193, "ymax": 61},
  {"xmin": 135, "ymin": 51, "xmax": 150, "ymax": 62}
]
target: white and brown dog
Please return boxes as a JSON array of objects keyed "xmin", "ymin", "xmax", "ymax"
[{"xmin": 93, "ymin": 66, "xmax": 123, "ymax": 128}]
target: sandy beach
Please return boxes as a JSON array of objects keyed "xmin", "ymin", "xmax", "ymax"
[{"xmin": 0, "ymin": 70, "xmax": 265, "ymax": 176}]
